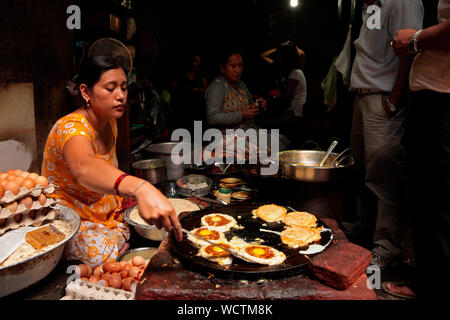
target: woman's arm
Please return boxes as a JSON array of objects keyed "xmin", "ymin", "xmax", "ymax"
[
  {"xmin": 260, "ymin": 48, "xmax": 278, "ymax": 64},
  {"xmin": 63, "ymin": 135, "xmax": 182, "ymax": 241}
]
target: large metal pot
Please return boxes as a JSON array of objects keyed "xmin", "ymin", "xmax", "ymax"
[
  {"xmin": 0, "ymin": 205, "xmax": 81, "ymax": 297},
  {"xmin": 278, "ymin": 150, "xmax": 354, "ymax": 183},
  {"xmin": 132, "ymin": 159, "xmax": 167, "ymax": 185},
  {"xmin": 144, "ymin": 142, "xmax": 195, "ymax": 181}
]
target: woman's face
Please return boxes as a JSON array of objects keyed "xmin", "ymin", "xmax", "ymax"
[
  {"xmin": 221, "ymin": 54, "xmax": 243, "ymax": 84},
  {"xmin": 84, "ymin": 68, "xmax": 128, "ymax": 119},
  {"xmin": 192, "ymin": 55, "xmax": 201, "ymax": 71}
]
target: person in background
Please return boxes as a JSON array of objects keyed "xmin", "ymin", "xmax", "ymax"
[
  {"xmin": 171, "ymin": 52, "xmax": 208, "ymax": 133},
  {"xmin": 259, "ymin": 41, "xmax": 307, "ymax": 147},
  {"xmin": 41, "ymin": 55, "xmax": 182, "ymax": 267},
  {"xmin": 381, "ymin": 0, "xmax": 450, "ymax": 300},
  {"xmin": 205, "ymin": 48, "xmax": 266, "ymax": 130},
  {"xmin": 340, "ymin": 0, "xmax": 424, "ymax": 272}
]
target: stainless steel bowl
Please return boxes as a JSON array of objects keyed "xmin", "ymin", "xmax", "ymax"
[
  {"xmin": 118, "ymin": 247, "xmax": 159, "ymax": 263},
  {"xmin": 278, "ymin": 150, "xmax": 355, "ymax": 183},
  {"xmin": 124, "ymin": 206, "xmax": 168, "ymax": 241},
  {"xmin": 132, "ymin": 159, "xmax": 167, "ymax": 184}
]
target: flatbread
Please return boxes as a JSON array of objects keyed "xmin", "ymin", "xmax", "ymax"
[
  {"xmin": 282, "ymin": 211, "xmax": 317, "ymax": 228},
  {"xmin": 253, "ymin": 204, "xmax": 287, "ymax": 222},
  {"xmin": 281, "ymin": 226, "xmax": 321, "ymax": 248}
]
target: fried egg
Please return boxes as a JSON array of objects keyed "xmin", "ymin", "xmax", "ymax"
[
  {"xmin": 252, "ymin": 204, "xmax": 287, "ymax": 223},
  {"xmin": 198, "ymin": 242, "xmax": 235, "ymax": 265},
  {"xmin": 187, "ymin": 227, "xmax": 226, "ymax": 248},
  {"xmin": 280, "ymin": 226, "xmax": 321, "ymax": 248},
  {"xmin": 282, "ymin": 211, "xmax": 318, "ymax": 228},
  {"xmin": 201, "ymin": 213, "xmax": 237, "ymax": 232},
  {"xmin": 238, "ymin": 244, "xmax": 286, "ymax": 265}
]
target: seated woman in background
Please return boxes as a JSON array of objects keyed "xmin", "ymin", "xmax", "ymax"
[
  {"xmin": 259, "ymin": 42, "xmax": 307, "ymax": 147},
  {"xmin": 206, "ymin": 49, "xmax": 266, "ymax": 130},
  {"xmin": 41, "ymin": 55, "xmax": 182, "ymax": 267}
]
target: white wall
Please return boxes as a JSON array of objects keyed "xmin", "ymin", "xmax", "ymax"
[{"xmin": 0, "ymin": 83, "xmax": 37, "ymax": 172}]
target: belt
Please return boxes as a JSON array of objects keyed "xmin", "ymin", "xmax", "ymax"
[{"xmin": 354, "ymin": 88, "xmax": 386, "ymax": 95}]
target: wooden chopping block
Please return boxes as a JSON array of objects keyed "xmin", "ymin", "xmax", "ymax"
[{"xmin": 308, "ymin": 240, "xmax": 372, "ymax": 290}]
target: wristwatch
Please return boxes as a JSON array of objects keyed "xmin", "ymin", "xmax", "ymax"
[{"xmin": 410, "ymin": 30, "xmax": 424, "ymax": 54}]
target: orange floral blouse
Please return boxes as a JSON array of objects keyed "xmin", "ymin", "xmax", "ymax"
[{"xmin": 41, "ymin": 113, "xmax": 123, "ymax": 229}]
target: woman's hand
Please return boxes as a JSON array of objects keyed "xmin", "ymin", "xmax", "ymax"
[
  {"xmin": 242, "ymin": 102, "xmax": 260, "ymax": 119},
  {"xmin": 134, "ymin": 182, "xmax": 183, "ymax": 242}
]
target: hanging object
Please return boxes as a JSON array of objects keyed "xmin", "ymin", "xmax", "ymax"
[
  {"xmin": 126, "ymin": 17, "xmax": 137, "ymax": 41},
  {"xmin": 88, "ymin": 38, "xmax": 133, "ymax": 76}
]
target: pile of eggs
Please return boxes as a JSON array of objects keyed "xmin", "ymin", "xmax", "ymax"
[
  {"xmin": 0, "ymin": 170, "xmax": 50, "ymax": 226},
  {"xmin": 76, "ymin": 256, "xmax": 148, "ymax": 292},
  {"xmin": 0, "ymin": 169, "xmax": 49, "ymax": 198}
]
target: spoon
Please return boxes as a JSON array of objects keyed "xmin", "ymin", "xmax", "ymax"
[{"xmin": 319, "ymin": 140, "xmax": 338, "ymax": 167}]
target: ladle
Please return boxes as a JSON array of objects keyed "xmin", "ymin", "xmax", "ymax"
[{"xmin": 319, "ymin": 140, "xmax": 338, "ymax": 167}]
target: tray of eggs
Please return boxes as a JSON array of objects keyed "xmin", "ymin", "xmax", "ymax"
[{"xmin": 0, "ymin": 170, "xmax": 59, "ymax": 236}]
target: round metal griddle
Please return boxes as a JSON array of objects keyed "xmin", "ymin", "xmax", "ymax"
[{"xmin": 169, "ymin": 203, "xmax": 332, "ymax": 279}]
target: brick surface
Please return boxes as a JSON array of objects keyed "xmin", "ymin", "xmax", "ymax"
[
  {"xmin": 308, "ymin": 240, "xmax": 372, "ymax": 290},
  {"xmin": 136, "ymin": 235, "xmax": 376, "ymax": 300}
]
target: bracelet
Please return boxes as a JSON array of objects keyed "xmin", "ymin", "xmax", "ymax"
[
  {"xmin": 131, "ymin": 181, "xmax": 147, "ymax": 198},
  {"xmin": 114, "ymin": 173, "xmax": 129, "ymax": 195},
  {"xmin": 411, "ymin": 30, "xmax": 423, "ymax": 54}
]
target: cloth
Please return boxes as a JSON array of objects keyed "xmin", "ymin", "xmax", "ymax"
[
  {"xmin": 409, "ymin": 0, "xmax": 450, "ymax": 93},
  {"xmin": 285, "ymin": 69, "xmax": 307, "ymax": 117},
  {"xmin": 350, "ymin": 0, "xmax": 424, "ymax": 92},
  {"xmin": 321, "ymin": 57, "xmax": 338, "ymax": 111},
  {"xmin": 205, "ymin": 76, "xmax": 255, "ymax": 129},
  {"xmin": 41, "ymin": 113, "xmax": 130, "ymax": 265},
  {"xmin": 351, "ymin": 93, "xmax": 407, "ymax": 259},
  {"xmin": 404, "ymin": 90, "xmax": 450, "ymax": 299}
]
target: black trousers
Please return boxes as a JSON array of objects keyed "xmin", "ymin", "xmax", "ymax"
[{"xmin": 405, "ymin": 90, "xmax": 450, "ymax": 299}]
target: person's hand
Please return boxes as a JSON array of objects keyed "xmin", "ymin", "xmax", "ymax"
[
  {"xmin": 256, "ymin": 97, "xmax": 267, "ymax": 111},
  {"xmin": 134, "ymin": 182, "xmax": 183, "ymax": 242},
  {"xmin": 242, "ymin": 103, "xmax": 260, "ymax": 119},
  {"xmin": 392, "ymin": 29, "xmax": 417, "ymax": 57}
]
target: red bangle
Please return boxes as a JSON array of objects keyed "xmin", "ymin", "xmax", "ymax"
[{"xmin": 114, "ymin": 173, "xmax": 129, "ymax": 195}]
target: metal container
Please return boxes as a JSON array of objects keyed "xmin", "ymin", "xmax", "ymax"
[
  {"xmin": 132, "ymin": 159, "xmax": 167, "ymax": 184},
  {"xmin": 0, "ymin": 205, "xmax": 81, "ymax": 297},
  {"xmin": 118, "ymin": 247, "xmax": 159, "ymax": 263},
  {"xmin": 176, "ymin": 174, "xmax": 212, "ymax": 197},
  {"xmin": 124, "ymin": 206, "xmax": 168, "ymax": 241},
  {"xmin": 144, "ymin": 142, "xmax": 195, "ymax": 181},
  {"xmin": 278, "ymin": 150, "xmax": 355, "ymax": 183}
]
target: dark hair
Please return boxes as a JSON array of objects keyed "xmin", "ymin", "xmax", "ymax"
[
  {"xmin": 275, "ymin": 44, "xmax": 300, "ymax": 74},
  {"xmin": 77, "ymin": 54, "xmax": 128, "ymax": 89},
  {"xmin": 219, "ymin": 48, "xmax": 243, "ymax": 68}
]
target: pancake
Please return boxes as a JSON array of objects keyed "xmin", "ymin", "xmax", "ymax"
[
  {"xmin": 253, "ymin": 204, "xmax": 287, "ymax": 222},
  {"xmin": 220, "ymin": 178, "xmax": 241, "ymax": 184},
  {"xmin": 231, "ymin": 191, "xmax": 250, "ymax": 200},
  {"xmin": 198, "ymin": 242, "xmax": 234, "ymax": 265},
  {"xmin": 280, "ymin": 226, "xmax": 321, "ymax": 248},
  {"xmin": 282, "ymin": 211, "xmax": 317, "ymax": 228},
  {"xmin": 201, "ymin": 213, "xmax": 237, "ymax": 232},
  {"xmin": 187, "ymin": 227, "xmax": 226, "ymax": 248},
  {"xmin": 238, "ymin": 244, "xmax": 286, "ymax": 265}
]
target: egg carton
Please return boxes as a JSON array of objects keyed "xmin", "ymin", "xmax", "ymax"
[
  {"xmin": 0, "ymin": 197, "xmax": 58, "ymax": 219},
  {"xmin": 0, "ymin": 184, "xmax": 57, "ymax": 205},
  {"xmin": 61, "ymin": 279, "xmax": 135, "ymax": 300},
  {"xmin": 0, "ymin": 207, "xmax": 58, "ymax": 236}
]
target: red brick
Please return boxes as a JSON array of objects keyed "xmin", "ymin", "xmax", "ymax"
[{"xmin": 308, "ymin": 240, "xmax": 372, "ymax": 290}]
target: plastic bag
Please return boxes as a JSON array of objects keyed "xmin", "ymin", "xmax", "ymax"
[{"xmin": 321, "ymin": 56, "xmax": 338, "ymax": 112}]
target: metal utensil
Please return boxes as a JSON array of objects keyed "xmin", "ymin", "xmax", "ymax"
[
  {"xmin": 319, "ymin": 140, "xmax": 338, "ymax": 167},
  {"xmin": 181, "ymin": 228, "xmax": 254, "ymax": 263},
  {"xmin": 331, "ymin": 147, "xmax": 352, "ymax": 167},
  {"xmin": 195, "ymin": 195, "xmax": 228, "ymax": 206}
]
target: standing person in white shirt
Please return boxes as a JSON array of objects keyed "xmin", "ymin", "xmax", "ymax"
[
  {"xmin": 381, "ymin": 0, "xmax": 450, "ymax": 300},
  {"xmin": 340, "ymin": 0, "xmax": 424, "ymax": 271}
]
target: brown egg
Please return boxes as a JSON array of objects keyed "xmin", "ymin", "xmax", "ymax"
[
  {"xmin": 119, "ymin": 260, "xmax": 127, "ymax": 267},
  {"xmin": 14, "ymin": 177, "xmax": 24, "ymax": 186},
  {"xmin": 128, "ymin": 266, "xmax": 140, "ymax": 279},
  {"xmin": 6, "ymin": 170, "xmax": 16, "ymax": 175},
  {"xmin": 0, "ymin": 180, "xmax": 8, "ymax": 188},
  {"xmin": 0, "ymin": 173, "xmax": 8, "ymax": 180},
  {"xmin": 27, "ymin": 173, "xmax": 39, "ymax": 181},
  {"xmin": 19, "ymin": 196, "xmax": 33, "ymax": 209},
  {"xmin": 34, "ymin": 176, "xmax": 49, "ymax": 187},
  {"xmin": 14, "ymin": 169, "xmax": 23, "ymax": 176},
  {"xmin": 136, "ymin": 270, "xmax": 144, "ymax": 280},
  {"xmin": 109, "ymin": 272, "xmax": 122, "ymax": 289},
  {"xmin": 97, "ymin": 279, "xmax": 108, "ymax": 287},
  {"xmin": 21, "ymin": 178, "xmax": 36, "ymax": 190},
  {"xmin": 101, "ymin": 272, "xmax": 111, "ymax": 283},
  {"xmin": 89, "ymin": 276, "xmax": 99, "ymax": 284},
  {"xmin": 120, "ymin": 270, "xmax": 128, "ymax": 279},
  {"xmin": 5, "ymin": 181, "xmax": 21, "ymax": 195},
  {"xmin": 38, "ymin": 194, "xmax": 47, "ymax": 206},
  {"xmin": 122, "ymin": 277, "xmax": 136, "ymax": 291},
  {"xmin": 0, "ymin": 185, "xmax": 4, "ymax": 198},
  {"xmin": 76, "ymin": 264, "xmax": 92, "ymax": 278},
  {"xmin": 20, "ymin": 172, "xmax": 30, "ymax": 179},
  {"xmin": 132, "ymin": 255, "xmax": 145, "ymax": 268},
  {"xmin": 4, "ymin": 201, "xmax": 18, "ymax": 213},
  {"xmin": 93, "ymin": 265, "xmax": 103, "ymax": 278},
  {"xmin": 103, "ymin": 262, "xmax": 121, "ymax": 273},
  {"xmin": 5, "ymin": 175, "xmax": 17, "ymax": 182},
  {"xmin": 13, "ymin": 214, "xmax": 22, "ymax": 223}
]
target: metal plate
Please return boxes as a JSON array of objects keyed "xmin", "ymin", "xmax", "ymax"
[{"xmin": 170, "ymin": 203, "xmax": 332, "ymax": 279}]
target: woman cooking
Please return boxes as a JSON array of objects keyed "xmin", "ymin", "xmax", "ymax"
[{"xmin": 41, "ymin": 54, "xmax": 182, "ymax": 267}]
